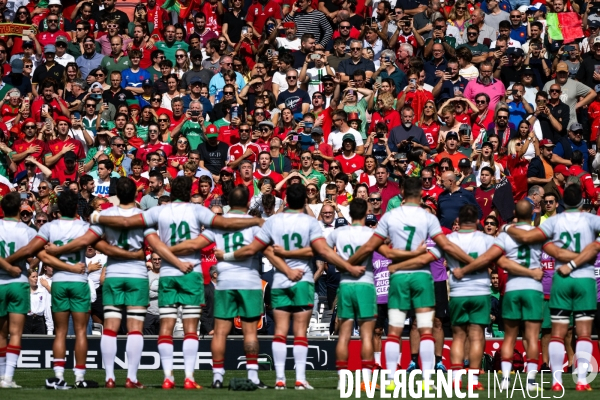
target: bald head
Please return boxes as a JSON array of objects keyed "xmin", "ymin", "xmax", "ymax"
[{"xmin": 515, "ymin": 200, "xmax": 533, "ymax": 222}]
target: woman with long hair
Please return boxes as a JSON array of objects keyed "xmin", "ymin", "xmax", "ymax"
[
  {"xmin": 167, "ymin": 135, "xmax": 190, "ymax": 177},
  {"xmin": 157, "ymin": 113, "xmax": 173, "ymax": 144},
  {"xmin": 514, "ymin": 120, "xmax": 540, "ymax": 161},
  {"xmin": 173, "ymin": 49, "xmax": 191, "ymax": 79},
  {"xmin": 89, "ymin": 67, "xmax": 110, "ymax": 90},
  {"xmin": 472, "ymin": 141, "xmax": 502, "ymax": 185},
  {"xmin": 11, "ymin": 7, "xmax": 33, "ymax": 54},
  {"xmin": 275, "ymin": 108, "xmax": 296, "ymax": 138},
  {"xmin": 368, "ymin": 77, "xmax": 397, "ymax": 112},
  {"xmin": 123, "ymin": 122, "xmax": 144, "ymax": 153},
  {"xmin": 306, "ymin": 182, "xmax": 323, "ymax": 217},
  {"xmin": 233, "ymin": 55, "xmax": 251, "ymax": 82},
  {"xmin": 404, "ymin": 148, "xmax": 428, "ymax": 177},
  {"xmin": 506, "ymin": 137, "xmax": 530, "ymax": 201},
  {"xmin": 447, "ymin": 0, "xmax": 471, "ymax": 36},
  {"xmin": 161, "ymin": 74, "xmax": 182, "ymax": 111},
  {"xmin": 282, "ymin": 134, "xmax": 302, "ymax": 170},
  {"xmin": 260, "ymin": 90, "xmax": 279, "ymax": 125},
  {"xmin": 358, "ymin": 155, "xmax": 377, "ymax": 186},
  {"xmin": 417, "ymin": 100, "xmax": 441, "ymax": 152},
  {"xmin": 63, "ymin": 63, "xmax": 82, "ymax": 98},
  {"xmin": 353, "ymin": 182, "xmax": 369, "ymax": 200},
  {"xmin": 136, "ymin": 106, "xmax": 155, "ymax": 141}
]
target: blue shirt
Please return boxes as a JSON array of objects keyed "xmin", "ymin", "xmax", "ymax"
[
  {"xmin": 121, "ymin": 68, "xmax": 151, "ymax": 90},
  {"xmin": 554, "ymin": 138, "xmax": 589, "ymax": 172},
  {"xmin": 423, "ymin": 58, "xmax": 447, "ymax": 87},
  {"xmin": 182, "ymin": 94, "xmax": 213, "ymax": 117},
  {"xmin": 438, "ymin": 76, "xmax": 469, "ymax": 103},
  {"xmin": 208, "ymin": 71, "xmax": 246, "ymax": 102},
  {"xmin": 437, "ymin": 187, "xmax": 482, "ymax": 229},
  {"xmin": 76, "ymin": 52, "xmax": 105, "ymax": 79},
  {"xmin": 379, "ymin": 67, "xmax": 407, "ymax": 93},
  {"xmin": 510, "ymin": 25, "xmax": 528, "ymax": 45},
  {"xmin": 507, "ymin": 100, "xmax": 532, "ymax": 131}
]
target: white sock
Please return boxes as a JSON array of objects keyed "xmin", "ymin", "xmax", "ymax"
[
  {"xmin": 419, "ymin": 336, "xmax": 435, "ymax": 381},
  {"xmin": 549, "ymin": 340, "xmax": 565, "ymax": 385},
  {"xmin": 576, "ymin": 339, "xmax": 593, "ymax": 384},
  {"xmin": 74, "ymin": 366, "xmax": 86, "ymax": 382},
  {"xmin": 53, "ymin": 359, "xmax": 65, "ymax": 380},
  {"xmin": 213, "ymin": 367, "xmax": 225, "ymax": 384},
  {"xmin": 272, "ymin": 337, "xmax": 287, "ymax": 382},
  {"xmin": 293, "ymin": 338, "xmax": 308, "ymax": 383},
  {"xmin": 385, "ymin": 337, "xmax": 400, "ymax": 381},
  {"xmin": 0, "ymin": 348, "xmax": 6, "ymax": 379},
  {"xmin": 101, "ymin": 330, "xmax": 117, "ymax": 381},
  {"xmin": 126, "ymin": 331, "xmax": 144, "ymax": 382},
  {"xmin": 158, "ymin": 336, "xmax": 174, "ymax": 380},
  {"xmin": 374, "ymin": 352, "xmax": 381, "ymax": 366},
  {"xmin": 247, "ymin": 364, "xmax": 259, "ymax": 384},
  {"xmin": 472, "ymin": 372, "xmax": 478, "ymax": 384},
  {"xmin": 501, "ymin": 360, "xmax": 512, "ymax": 379},
  {"xmin": 4, "ymin": 346, "xmax": 20, "ymax": 382},
  {"xmin": 527, "ymin": 361, "xmax": 538, "ymax": 381},
  {"xmin": 362, "ymin": 368, "xmax": 372, "ymax": 383},
  {"xmin": 183, "ymin": 334, "xmax": 198, "ymax": 380}
]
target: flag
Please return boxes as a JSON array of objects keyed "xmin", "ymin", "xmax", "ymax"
[
  {"xmin": 547, "ymin": 12, "xmax": 584, "ymax": 43},
  {"xmin": 161, "ymin": 0, "xmax": 199, "ymax": 20}
]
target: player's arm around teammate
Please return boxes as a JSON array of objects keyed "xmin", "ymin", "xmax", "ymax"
[
  {"xmin": 555, "ymin": 239, "xmax": 600, "ymax": 276},
  {"xmin": 44, "ymin": 230, "xmax": 145, "ymax": 260},
  {"xmin": 272, "ymin": 244, "xmax": 314, "ymax": 259},
  {"xmin": 0, "ymin": 258, "xmax": 23, "ymax": 277}
]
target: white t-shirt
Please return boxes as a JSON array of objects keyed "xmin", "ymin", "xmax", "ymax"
[
  {"xmin": 327, "ymin": 128, "xmax": 364, "ymax": 152},
  {"xmin": 275, "ymin": 37, "xmax": 301, "ymax": 51},
  {"xmin": 305, "ymin": 66, "xmax": 336, "ymax": 98},
  {"xmin": 272, "ymin": 71, "xmax": 289, "ymax": 93}
]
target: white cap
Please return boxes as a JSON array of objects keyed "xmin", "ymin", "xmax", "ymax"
[
  {"xmin": 90, "ymin": 82, "xmax": 103, "ymax": 91},
  {"xmin": 48, "ymin": 0, "xmax": 62, "ymax": 5},
  {"xmin": 517, "ymin": 5, "xmax": 528, "ymax": 12}
]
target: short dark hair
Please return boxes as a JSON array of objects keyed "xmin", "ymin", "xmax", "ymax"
[
  {"xmin": 335, "ymin": 172, "xmax": 348, "ymax": 184},
  {"xmin": 79, "ymin": 174, "xmax": 93, "ymax": 187},
  {"xmin": 116, "ymin": 177, "xmax": 136, "ymax": 204},
  {"xmin": 229, "ymin": 185, "xmax": 250, "ymax": 208},
  {"xmin": 402, "ymin": 177, "xmax": 422, "ymax": 198},
  {"xmin": 349, "ymin": 198, "xmax": 368, "ymax": 220},
  {"xmin": 57, "ymin": 190, "xmax": 78, "ymax": 218},
  {"xmin": 98, "ymin": 159, "xmax": 114, "ymax": 171},
  {"xmin": 286, "ymin": 183, "xmax": 307, "ymax": 210},
  {"xmin": 148, "ymin": 170, "xmax": 163, "ymax": 180},
  {"xmin": 458, "ymin": 204, "xmax": 479, "ymax": 224},
  {"xmin": 170, "ymin": 176, "xmax": 192, "ymax": 202},
  {"xmin": 1, "ymin": 192, "xmax": 21, "ymax": 218}
]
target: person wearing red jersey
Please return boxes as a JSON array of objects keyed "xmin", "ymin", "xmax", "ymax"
[
  {"xmin": 255, "ymin": 121, "xmax": 275, "ymax": 152},
  {"xmin": 31, "ymin": 80, "xmax": 70, "ymax": 123},
  {"xmin": 253, "ymin": 152, "xmax": 283, "ymax": 186},
  {"xmin": 369, "ymin": 92, "xmax": 400, "ymax": 134},
  {"xmin": 0, "ymin": 89, "xmax": 22, "ymax": 121},
  {"xmin": 470, "ymin": 93, "xmax": 493, "ymax": 142},
  {"xmin": 128, "ymin": 25, "xmax": 158, "ymax": 70},
  {"xmin": 145, "ymin": 0, "xmax": 169, "ymax": 32},
  {"xmin": 434, "ymin": 131, "xmax": 468, "ymax": 166},
  {"xmin": 246, "ymin": 0, "xmax": 283, "ymax": 37},
  {"xmin": 50, "ymin": 150, "xmax": 80, "ymax": 184},
  {"xmin": 234, "ymin": 159, "xmax": 256, "ymax": 197},
  {"xmin": 421, "ymin": 167, "xmax": 443, "ymax": 202},
  {"xmin": 397, "ymin": 69, "xmax": 433, "ymax": 122},
  {"xmin": 568, "ymin": 150, "xmax": 596, "ymax": 201},
  {"xmin": 136, "ymin": 124, "xmax": 173, "ymax": 167},
  {"xmin": 390, "ymin": 16, "xmax": 422, "ymax": 54},
  {"xmin": 201, "ymin": 0, "xmax": 225, "ymax": 34},
  {"xmin": 227, "ymin": 123, "xmax": 261, "ymax": 169},
  {"xmin": 45, "ymin": 116, "xmax": 85, "ymax": 174},
  {"xmin": 474, "ymin": 166, "xmax": 495, "ymax": 221},
  {"xmin": 417, "ymin": 100, "xmax": 441, "ymax": 151},
  {"xmin": 11, "ymin": 119, "xmax": 51, "ymax": 174},
  {"xmin": 36, "ymin": 13, "xmax": 71, "ymax": 48},
  {"xmin": 129, "ymin": 158, "xmax": 149, "ymax": 203},
  {"xmin": 453, "ymin": 99, "xmax": 472, "ymax": 125},
  {"xmin": 335, "ymin": 133, "xmax": 364, "ymax": 175}
]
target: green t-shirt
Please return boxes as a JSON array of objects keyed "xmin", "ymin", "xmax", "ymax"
[
  {"xmin": 456, "ymin": 42, "xmax": 489, "ymax": 57},
  {"xmin": 101, "ymin": 55, "xmax": 131, "ymax": 76},
  {"xmin": 299, "ymin": 169, "xmax": 326, "ymax": 188},
  {"xmin": 155, "ymin": 41, "xmax": 189, "ymax": 63},
  {"xmin": 425, "ymin": 36, "xmax": 457, "ymax": 49},
  {"xmin": 181, "ymin": 120, "xmax": 205, "ymax": 149},
  {"xmin": 386, "ymin": 194, "xmax": 403, "ymax": 212},
  {"xmin": 137, "ymin": 125, "xmax": 149, "ymax": 142},
  {"xmin": 213, "ymin": 118, "xmax": 230, "ymax": 130}
]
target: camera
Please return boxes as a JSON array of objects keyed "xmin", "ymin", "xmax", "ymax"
[{"xmin": 190, "ymin": 110, "xmax": 200, "ymax": 116}]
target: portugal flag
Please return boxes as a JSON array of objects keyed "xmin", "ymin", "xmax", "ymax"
[{"xmin": 547, "ymin": 12, "xmax": 584, "ymax": 43}]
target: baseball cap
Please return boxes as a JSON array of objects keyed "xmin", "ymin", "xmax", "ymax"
[
  {"xmin": 20, "ymin": 204, "xmax": 33, "ymax": 213},
  {"xmin": 540, "ymin": 139, "xmax": 555, "ymax": 147},
  {"xmin": 394, "ymin": 152, "xmax": 407, "ymax": 161},
  {"xmin": 365, "ymin": 214, "xmax": 378, "ymax": 227},
  {"xmin": 517, "ymin": 5, "xmax": 529, "ymax": 13},
  {"xmin": 506, "ymin": 47, "xmax": 525, "ymax": 57},
  {"xmin": 22, "ymin": 40, "xmax": 33, "ymax": 48},
  {"xmin": 556, "ymin": 61, "xmax": 569, "ymax": 73},
  {"xmin": 321, "ymin": 74, "xmax": 334, "ymax": 82},
  {"xmin": 55, "ymin": 35, "xmax": 68, "ymax": 44},
  {"xmin": 481, "ymin": 141, "xmax": 494, "ymax": 149},
  {"xmin": 205, "ymin": 124, "xmax": 218, "ymax": 138},
  {"xmin": 220, "ymin": 166, "xmax": 234, "ymax": 175},
  {"xmin": 63, "ymin": 151, "xmax": 77, "ymax": 162},
  {"xmin": 554, "ymin": 164, "xmax": 571, "ymax": 177},
  {"xmin": 190, "ymin": 76, "xmax": 203, "ymax": 85},
  {"xmin": 83, "ymin": 36, "xmax": 95, "ymax": 44},
  {"xmin": 590, "ymin": 20, "xmax": 600, "ymax": 29},
  {"xmin": 528, "ymin": 4, "xmax": 547, "ymax": 13},
  {"xmin": 48, "ymin": 0, "xmax": 61, "ymax": 5},
  {"xmin": 258, "ymin": 121, "xmax": 275, "ymax": 129},
  {"xmin": 10, "ymin": 59, "xmax": 23, "ymax": 74},
  {"xmin": 44, "ymin": 44, "xmax": 56, "ymax": 53},
  {"xmin": 569, "ymin": 122, "xmax": 583, "ymax": 132},
  {"xmin": 55, "ymin": 115, "xmax": 71, "ymax": 126},
  {"xmin": 446, "ymin": 131, "xmax": 459, "ymax": 141},
  {"xmin": 190, "ymin": 49, "xmax": 202, "ymax": 59},
  {"xmin": 283, "ymin": 22, "xmax": 296, "ymax": 29},
  {"xmin": 522, "ymin": 66, "xmax": 534, "ymax": 75},
  {"xmin": 458, "ymin": 158, "xmax": 471, "ymax": 168},
  {"xmin": 142, "ymin": 79, "xmax": 152, "ymax": 87},
  {"xmin": 310, "ymin": 127, "xmax": 324, "ymax": 135},
  {"xmin": 342, "ymin": 133, "xmax": 356, "ymax": 142}
]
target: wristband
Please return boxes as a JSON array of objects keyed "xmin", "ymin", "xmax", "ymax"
[
  {"xmin": 90, "ymin": 211, "xmax": 101, "ymax": 224},
  {"xmin": 501, "ymin": 224, "xmax": 510, "ymax": 233},
  {"xmin": 568, "ymin": 260, "xmax": 577, "ymax": 270},
  {"xmin": 223, "ymin": 252, "xmax": 236, "ymax": 261}
]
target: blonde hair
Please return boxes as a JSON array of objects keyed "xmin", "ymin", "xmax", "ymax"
[{"xmin": 378, "ymin": 92, "xmax": 395, "ymax": 110}]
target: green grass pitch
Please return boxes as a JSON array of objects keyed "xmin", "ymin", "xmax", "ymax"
[{"xmin": 3, "ymin": 369, "xmax": 600, "ymax": 399}]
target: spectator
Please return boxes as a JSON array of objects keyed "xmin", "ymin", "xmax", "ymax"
[
  {"xmin": 24, "ymin": 269, "xmax": 53, "ymax": 335},
  {"xmin": 200, "ymin": 266, "xmax": 217, "ymax": 335},
  {"xmin": 368, "ymin": 165, "xmax": 401, "ymax": 212},
  {"xmin": 437, "ymin": 170, "xmax": 482, "ymax": 229},
  {"xmin": 140, "ymin": 170, "xmax": 170, "ymax": 210},
  {"xmin": 145, "ymin": 253, "xmax": 161, "ymax": 335}
]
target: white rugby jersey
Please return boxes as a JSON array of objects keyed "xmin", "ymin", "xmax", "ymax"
[
  {"xmin": 0, "ymin": 219, "xmax": 37, "ymax": 285},
  {"xmin": 538, "ymin": 210, "xmax": 600, "ymax": 279},
  {"xmin": 374, "ymin": 203, "xmax": 443, "ymax": 275},
  {"xmin": 494, "ymin": 224, "xmax": 543, "ymax": 293},
  {"xmin": 37, "ymin": 218, "xmax": 90, "ymax": 283},
  {"xmin": 255, "ymin": 210, "xmax": 323, "ymax": 289},
  {"xmin": 430, "ymin": 229, "xmax": 494, "ymax": 297},
  {"xmin": 142, "ymin": 202, "xmax": 216, "ymax": 277},
  {"xmin": 327, "ymin": 224, "xmax": 375, "ymax": 284},
  {"xmin": 89, "ymin": 206, "xmax": 156, "ymax": 279},
  {"xmin": 201, "ymin": 211, "xmax": 262, "ymax": 290}
]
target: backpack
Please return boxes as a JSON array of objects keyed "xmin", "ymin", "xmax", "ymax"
[
  {"xmin": 481, "ymin": 353, "xmax": 494, "ymax": 372},
  {"xmin": 229, "ymin": 378, "xmax": 257, "ymax": 391},
  {"xmin": 492, "ymin": 349, "xmax": 524, "ymax": 372}
]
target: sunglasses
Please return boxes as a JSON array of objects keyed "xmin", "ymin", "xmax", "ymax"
[
  {"xmin": 254, "ymin": 112, "xmax": 264, "ymax": 116},
  {"xmin": 152, "ymin": 98, "xmax": 161, "ymax": 102},
  {"xmin": 422, "ymin": 177, "xmax": 433, "ymax": 181},
  {"xmin": 113, "ymin": 143, "xmax": 125, "ymax": 148},
  {"xmin": 549, "ymin": 89, "xmax": 561, "ymax": 93},
  {"xmin": 331, "ymin": 166, "xmax": 340, "ymax": 169},
  {"xmin": 497, "ymin": 115, "xmax": 508, "ymax": 119},
  {"xmin": 340, "ymin": 25, "xmax": 351, "ymax": 29},
  {"xmin": 223, "ymin": 91, "xmax": 234, "ymax": 95},
  {"xmin": 439, "ymin": 166, "xmax": 450, "ymax": 171},
  {"xmin": 307, "ymin": 188, "xmax": 317, "ymax": 193},
  {"xmin": 176, "ymin": 54, "xmax": 186, "ymax": 58},
  {"xmin": 48, "ymin": 19, "xmax": 58, "ymax": 23},
  {"xmin": 149, "ymin": 129, "xmax": 159, "ymax": 133},
  {"xmin": 24, "ymin": 125, "xmax": 36, "ymax": 129},
  {"xmin": 368, "ymin": 198, "xmax": 381, "ymax": 202},
  {"xmin": 39, "ymin": 186, "xmax": 48, "ymax": 190},
  {"xmin": 301, "ymin": 156, "xmax": 312, "ymax": 160},
  {"xmin": 323, "ymin": 82, "xmax": 334, "ymax": 87},
  {"xmin": 260, "ymin": 128, "xmax": 270, "ymax": 132},
  {"xmin": 475, "ymin": 100, "xmax": 487, "ymax": 104},
  {"xmin": 95, "ymin": 73, "xmax": 105, "ymax": 77},
  {"xmin": 17, "ymin": 11, "xmax": 27, "ymax": 15},
  {"xmin": 350, "ymin": 47, "xmax": 361, "ymax": 51},
  {"xmin": 484, "ymin": 221, "xmax": 497, "ymax": 226},
  {"xmin": 159, "ymin": 119, "xmax": 169, "ymax": 122},
  {"xmin": 286, "ymin": 76, "xmax": 298, "ymax": 80},
  {"xmin": 177, "ymin": 140, "xmax": 188, "ymax": 144},
  {"xmin": 544, "ymin": 200, "xmax": 555, "ymax": 204},
  {"xmin": 36, "ymin": 219, "xmax": 48, "ymax": 223}
]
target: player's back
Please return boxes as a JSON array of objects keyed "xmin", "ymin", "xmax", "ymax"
[
  {"xmin": 327, "ymin": 224, "xmax": 374, "ymax": 284},
  {"xmin": 37, "ymin": 218, "xmax": 90, "ymax": 283},
  {"xmin": 446, "ymin": 230, "xmax": 494, "ymax": 297},
  {"xmin": 539, "ymin": 211, "xmax": 600, "ymax": 278},
  {"xmin": 256, "ymin": 211, "xmax": 323, "ymax": 289},
  {"xmin": 375, "ymin": 204, "xmax": 442, "ymax": 274},
  {"xmin": 495, "ymin": 225, "xmax": 543, "ymax": 292},
  {"xmin": 143, "ymin": 202, "xmax": 215, "ymax": 277},
  {"xmin": 203, "ymin": 212, "xmax": 262, "ymax": 290},
  {"xmin": 0, "ymin": 219, "xmax": 37, "ymax": 284},
  {"xmin": 91, "ymin": 206, "xmax": 154, "ymax": 279}
]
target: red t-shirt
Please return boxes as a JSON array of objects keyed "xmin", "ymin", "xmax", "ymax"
[
  {"xmin": 228, "ymin": 142, "xmax": 261, "ymax": 165},
  {"xmin": 335, "ymin": 153, "xmax": 364, "ymax": 174},
  {"xmin": 46, "ymin": 137, "xmax": 85, "ymax": 174},
  {"xmin": 31, "ymin": 97, "xmax": 69, "ymax": 123},
  {"xmin": 253, "ymin": 169, "xmax": 283, "ymax": 185},
  {"xmin": 422, "ymin": 185, "xmax": 444, "ymax": 202},
  {"xmin": 36, "ymin": 30, "xmax": 71, "ymax": 47},
  {"xmin": 202, "ymin": 1, "xmax": 222, "ymax": 34},
  {"xmin": 246, "ymin": 0, "xmax": 283, "ymax": 35},
  {"xmin": 167, "ymin": 155, "xmax": 188, "ymax": 178},
  {"xmin": 218, "ymin": 125, "xmax": 240, "ymax": 146},
  {"xmin": 130, "ymin": 42, "xmax": 158, "ymax": 70},
  {"xmin": 12, "ymin": 138, "xmax": 50, "ymax": 174},
  {"xmin": 307, "ymin": 142, "xmax": 333, "ymax": 170},
  {"xmin": 369, "ymin": 109, "xmax": 401, "ymax": 135},
  {"xmin": 51, "ymin": 167, "xmax": 78, "ymax": 185},
  {"xmin": 136, "ymin": 142, "xmax": 173, "ymax": 167},
  {"xmin": 418, "ymin": 120, "xmax": 441, "ymax": 150},
  {"xmin": 129, "ymin": 175, "xmax": 149, "ymax": 203},
  {"xmin": 234, "ymin": 177, "xmax": 255, "ymax": 197},
  {"xmin": 474, "ymin": 186, "xmax": 495, "ymax": 221}
]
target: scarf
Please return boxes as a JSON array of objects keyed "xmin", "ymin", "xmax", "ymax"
[{"xmin": 109, "ymin": 152, "xmax": 126, "ymax": 177}]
